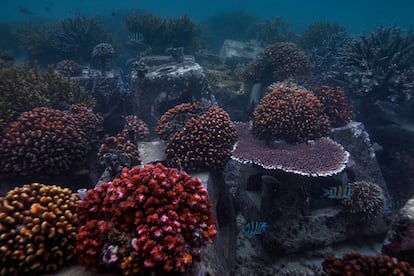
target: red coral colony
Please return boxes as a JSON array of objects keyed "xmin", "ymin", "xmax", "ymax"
[{"xmin": 75, "ymin": 163, "xmax": 217, "ymax": 275}]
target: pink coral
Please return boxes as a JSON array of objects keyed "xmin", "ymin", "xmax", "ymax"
[{"xmin": 75, "ymin": 163, "xmax": 216, "ymax": 274}]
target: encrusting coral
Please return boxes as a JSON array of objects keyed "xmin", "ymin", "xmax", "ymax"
[
  {"xmin": 322, "ymin": 252, "xmax": 414, "ymax": 275},
  {"xmin": 75, "ymin": 163, "xmax": 217, "ymax": 275},
  {"xmin": 341, "ymin": 181, "xmax": 385, "ymax": 222},
  {"xmin": 0, "ymin": 107, "xmax": 89, "ymax": 177},
  {"xmin": 0, "ymin": 183, "xmax": 80, "ymax": 275},
  {"xmin": 156, "ymin": 102, "xmax": 238, "ymax": 172},
  {"xmin": 253, "ymin": 84, "xmax": 330, "ymax": 144}
]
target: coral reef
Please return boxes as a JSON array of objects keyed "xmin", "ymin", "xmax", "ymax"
[
  {"xmin": 125, "ymin": 13, "xmax": 200, "ymax": 53},
  {"xmin": 322, "ymin": 253, "xmax": 414, "ymax": 275},
  {"xmin": 341, "ymin": 181, "xmax": 385, "ymax": 222},
  {"xmin": 0, "ymin": 183, "xmax": 79, "ymax": 275},
  {"xmin": 232, "ymin": 121, "xmax": 349, "ymax": 176},
  {"xmin": 68, "ymin": 103, "xmax": 103, "ymax": 143},
  {"xmin": 0, "ymin": 66, "xmax": 93, "ymax": 129},
  {"xmin": 75, "ymin": 163, "xmax": 216, "ymax": 274},
  {"xmin": 334, "ymin": 26, "xmax": 414, "ymax": 104},
  {"xmin": 91, "ymin": 43, "xmax": 115, "ymax": 73},
  {"xmin": 97, "ymin": 135, "xmax": 141, "ymax": 167},
  {"xmin": 156, "ymin": 102, "xmax": 238, "ymax": 171},
  {"xmin": 242, "ymin": 42, "xmax": 312, "ymax": 86},
  {"xmin": 252, "ymin": 84, "xmax": 330, "ymax": 144},
  {"xmin": 56, "ymin": 59, "xmax": 83, "ymax": 77},
  {"xmin": 313, "ymin": 86, "xmax": 354, "ymax": 127},
  {"xmin": 0, "ymin": 107, "xmax": 89, "ymax": 176}
]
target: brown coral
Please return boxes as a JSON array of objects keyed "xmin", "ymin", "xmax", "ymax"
[
  {"xmin": 253, "ymin": 84, "xmax": 330, "ymax": 144},
  {"xmin": 232, "ymin": 121, "xmax": 349, "ymax": 176},
  {"xmin": 341, "ymin": 181, "xmax": 385, "ymax": 222},
  {"xmin": 0, "ymin": 183, "xmax": 79, "ymax": 275},
  {"xmin": 0, "ymin": 66, "xmax": 93, "ymax": 128},
  {"xmin": 313, "ymin": 86, "xmax": 354, "ymax": 127},
  {"xmin": 243, "ymin": 42, "xmax": 312, "ymax": 85},
  {"xmin": 0, "ymin": 107, "xmax": 89, "ymax": 176},
  {"xmin": 120, "ymin": 115, "xmax": 150, "ymax": 142},
  {"xmin": 97, "ymin": 135, "xmax": 141, "ymax": 166},
  {"xmin": 322, "ymin": 253, "xmax": 414, "ymax": 275},
  {"xmin": 56, "ymin": 59, "xmax": 83, "ymax": 77},
  {"xmin": 156, "ymin": 102, "xmax": 238, "ymax": 172},
  {"xmin": 68, "ymin": 103, "xmax": 103, "ymax": 143}
]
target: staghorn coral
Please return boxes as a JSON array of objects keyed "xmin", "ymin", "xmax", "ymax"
[
  {"xmin": 313, "ymin": 86, "xmax": 354, "ymax": 127},
  {"xmin": 232, "ymin": 121, "xmax": 349, "ymax": 176},
  {"xmin": 91, "ymin": 42, "xmax": 115, "ymax": 73},
  {"xmin": 0, "ymin": 183, "xmax": 79, "ymax": 275},
  {"xmin": 341, "ymin": 181, "xmax": 385, "ymax": 222},
  {"xmin": 243, "ymin": 42, "xmax": 312, "ymax": 86},
  {"xmin": 156, "ymin": 102, "xmax": 238, "ymax": 172},
  {"xmin": 322, "ymin": 253, "xmax": 414, "ymax": 275},
  {"xmin": 52, "ymin": 15, "xmax": 113, "ymax": 63},
  {"xmin": 334, "ymin": 26, "xmax": 414, "ymax": 104},
  {"xmin": 125, "ymin": 13, "xmax": 200, "ymax": 53},
  {"xmin": 120, "ymin": 115, "xmax": 150, "ymax": 143},
  {"xmin": 298, "ymin": 21, "xmax": 347, "ymax": 51},
  {"xmin": 0, "ymin": 66, "xmax": 93, "ymax": 129},
  {"xmin": 0, "ymin": 107, "xmax": 89, "ymax": 177},
  {"xmin": 253, "ymin": 84, "xmax": 330, "ymax": 144},
  {"xmin": 75, "ymin": 163, "xmax": 216, "ymax": 274},
  {"xmin": 56, "ymin": 59, "xmax": 83, "ymax": 77}
]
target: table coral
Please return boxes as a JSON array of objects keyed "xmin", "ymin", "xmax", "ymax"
[
  {"xmin": 0, "ymin": 107, "xmax": 89, "ymax": 176},
  {"xmin": 75, "ymin": 163, "xmax": 216, "ymax": 274},
  {"xmin": 253, "ymin": 84, "xmax": 330, "ymax": 144},
  {"xmin": 0, "ymin": 183, "xmax": 80, "ymax": 275},
  {"xmin": 156, "ymin": 102, "xmax": 238, "ymax": 171}
]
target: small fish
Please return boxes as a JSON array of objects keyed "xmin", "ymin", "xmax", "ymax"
[
  {"xmin": 243, "ymin": 221, "xmax": 268, "ymax": 236},
  {"xmin": 129, "ymin": 32, "xmax": 144, "ymax": 42},
  {"xmin": 323, "ymin": 185, "xmax": 352, "ymax": 199},
  {"xmin": 384, "ymin": 199, "xmax": 407, "ymax": 214}
]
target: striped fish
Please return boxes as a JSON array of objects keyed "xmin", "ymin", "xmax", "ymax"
[
  {"xmin": 384, "ymin": 199, "xmax": 407, "ymax": 214},
  {"xmin": 243, "ymin": 221, "xmax": 268, "ymax": 236},
  {"xmin": 323, "ymin": 185, "xmax": 352, "ymax": 199}
]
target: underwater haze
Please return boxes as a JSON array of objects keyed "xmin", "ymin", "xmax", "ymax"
[{"xmin": 1, "ymin": 0, "xmax": 414, "ymax": 34}]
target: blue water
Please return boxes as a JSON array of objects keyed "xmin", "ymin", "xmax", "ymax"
[{"xmin": 1, "ymin": 0, "xmax": 413, "ymax": 34}]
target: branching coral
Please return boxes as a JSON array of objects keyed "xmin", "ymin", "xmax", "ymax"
[
  {"xmin": 52, "ymin": 15, "xmax": 113, "ymax": 63},
  {"xmin": 75, "ymin": 163, "xmax": 216, "ymax": 274},
  {"xmin": 125, "ymin": 13, "xmax": 200, "ymax": 53},
  {"xmin": 0, "ymin": 66, "xmax": 93, "ymax": 129},
  {"xmin": 252, "ymin": 84, "xmax": 330, "ymax": 144},
  {"xmin": 156, "ymin": 102, "xmax": 238, "ymax": 171},
  {"xmin": 313, "ymin": 86, "xmax": 354, "ymax": 127},
  {"xmin": 0, "ymin": 107, "xmax": 89, "ymax": 176},
  {"xmin": 322, "ymin": 253, "xmax": 414, "ymax": 275},
  {"xmin": 0, "ymin": 183, "xmax": 79, "ymax": 275},
  {"xmin": 341, "ymin": 181, "xmax": 385, "ymax": 222},
  {"xmin": 298, "ymin": 21, "xmax": 347, "ymax": 51},
  {"xmin": 243, "ymin": 42, "xmax": 312, "ymax": 86},
  {"xmin": 334, "ymin": 26, "xmax": 414, "ymax": 104}
]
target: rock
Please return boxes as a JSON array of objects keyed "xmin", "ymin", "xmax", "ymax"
[
  {"xmin": 382, "ymin": 197, "xmax": 414, "ymax": 264},
  {"xmin": 219, "ymin": 40, "xmax": 263, "ymax": 67},
  {"xmin": 227, "ymin": 121, "xmax": 390, "ymax": 257},
  {"xmin": 131, "ymin": 55, "xmax": 214, "ymax": 131}
]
